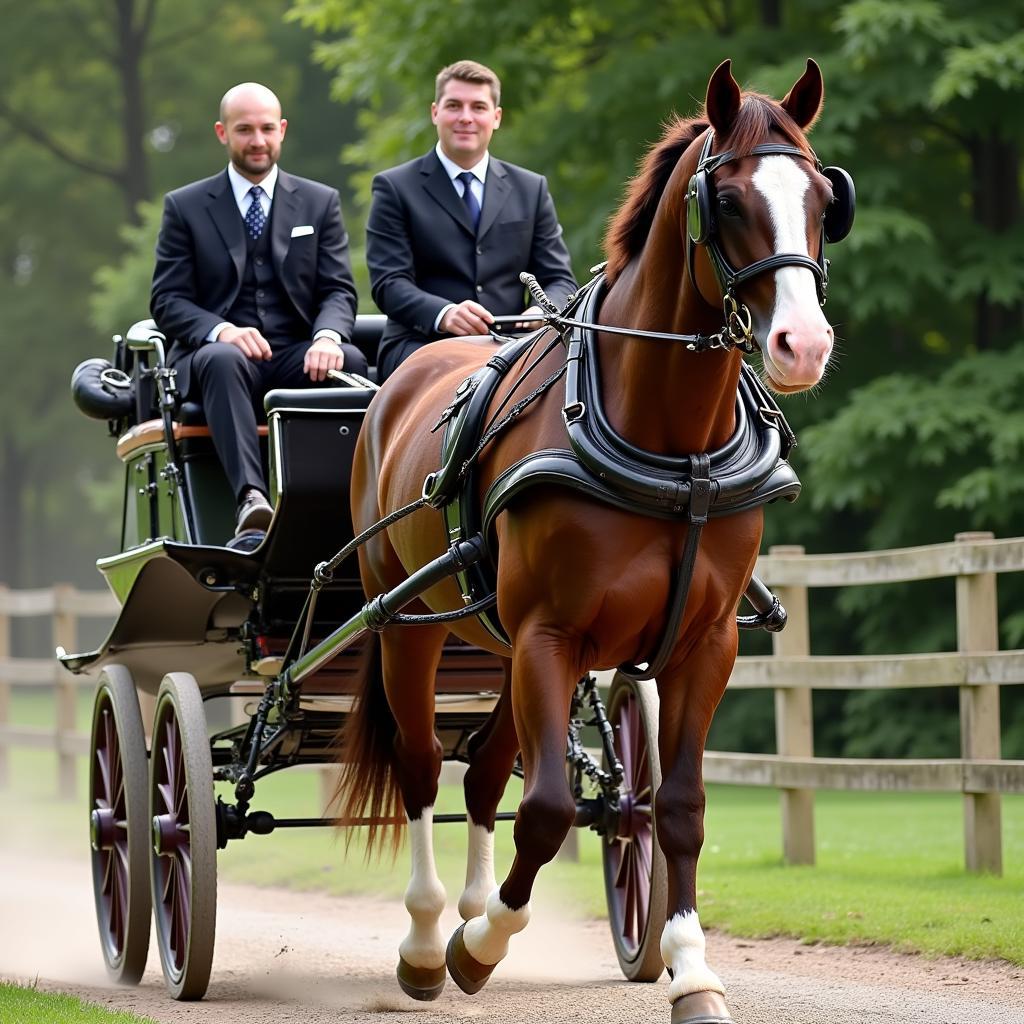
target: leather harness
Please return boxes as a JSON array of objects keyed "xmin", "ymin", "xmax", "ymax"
[{"xmin": 421, "ymin": 273, "xmax": 800, "ymax": 677}]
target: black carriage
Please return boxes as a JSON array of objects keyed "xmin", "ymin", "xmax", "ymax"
[{"xmin": 62, "ymin": 316, "xmax": 681, "ymax": 999}]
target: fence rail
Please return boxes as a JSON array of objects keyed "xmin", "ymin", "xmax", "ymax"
[{"xmin": 1, "ymin": 530, "xmax": 1022, "ymax": 874}]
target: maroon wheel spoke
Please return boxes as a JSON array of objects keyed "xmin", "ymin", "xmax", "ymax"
[
  {"xmin": 629, "ymin": 702, "xmax": 643, "ymax": 784},
  {"xmin": 157, "ymin": 781, "xmax": 174, "ymax": 814},
  {"xmin": 101, "ymin": 850, "xmax": 113, "ymax": 895},
  {"xmin": 635, "ymin": 740, "xmax": 649, "ymax": 792},
  {"xmin": 623, "ymin": 850, "xmax": 637, "ymax": 941},
  {"xmin": 617, "ymin": 709, "xmax": 634, "ymax": 780},
  {"xmin": 161, "ymin": 742, "xmax": 175, "ymax": 796},
  {"xmin": 175, "ymin": 850, "xmax": 191, "ymax": 921},
  {"xmin": 96, "ymin": 710, "xmax": 114, "ymax": 803},
  {"xmin": 161, "ymin": 860, "xmax": 175, "ymax": 905},
  {"xmin": 613, "ymin": 840, "xmax": 629, "ymax": 889}
]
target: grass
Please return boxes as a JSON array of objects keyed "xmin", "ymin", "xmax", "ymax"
[
  {"xmin": 0, "ymin": 982, "xmax": 158, "ymax": 1023},
  {"xmin": 3, "ymin": 688, "xmax": 1024, "ymax": 964}
]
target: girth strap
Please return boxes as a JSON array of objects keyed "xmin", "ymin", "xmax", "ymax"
[{"xmin": 617, "ymin": 454, "xmax": 712, "ymax": 682}]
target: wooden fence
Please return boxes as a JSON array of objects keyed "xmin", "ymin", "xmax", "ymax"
[{"xmin": 1, "ymin": 531, "xmax": 1022, "ymax": 874}]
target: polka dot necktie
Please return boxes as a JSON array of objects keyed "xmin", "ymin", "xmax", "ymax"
[
  {"xmin": 457, "ymin": 171, "xmax": 481, "ymax": 232},
  {"xmin": 244, "ymin": 185, "xmax": 266, "ymax": 239}
]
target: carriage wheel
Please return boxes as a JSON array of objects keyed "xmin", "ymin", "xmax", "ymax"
[
  {"xmin": 88, "ymin": 665, "xmax": 151, "ymax": 984},
  {"xmin": 601, "ymin": 672, "xmax": 667, "ymax": 982},
  {"xmin": 149, "ymin": 672, "xmax": 217, "ymax": 1000}
]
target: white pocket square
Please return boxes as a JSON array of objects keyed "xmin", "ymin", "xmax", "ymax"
[{"xmin": 291, "ymin": 224, "xmax": 314, "ymax": 238}]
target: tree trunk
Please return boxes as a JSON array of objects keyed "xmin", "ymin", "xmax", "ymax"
[
  {"xmin": 0, "ymin": 438, "xmax": 25, "ymax": 586},
  {"xmin": 115, "ymin": 0, "xmax": 152, "ymax": 223},
  {"xmin": 968, "ymin": 131, "xmax": 1022, "ymax": 350},
  {"xmin": 761, "ymin": 0, "xmax": 781, "ymax": 28}
]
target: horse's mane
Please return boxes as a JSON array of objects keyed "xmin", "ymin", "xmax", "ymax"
[{"xmin": 604, "ymin": 92, "xmax": 815, "ymax": 282}]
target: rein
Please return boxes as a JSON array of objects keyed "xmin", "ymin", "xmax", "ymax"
[{"xmin": 506, "ymin": 269, "xmax": 758, "ymax": 354}]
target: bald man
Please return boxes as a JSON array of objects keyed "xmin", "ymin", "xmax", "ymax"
[{"xmin": 151, "ymin": 82, "xmax": 365, "ymax": 539}]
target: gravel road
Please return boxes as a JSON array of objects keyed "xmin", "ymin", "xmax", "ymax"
[{"xmin": 1, "ymin": 850, "xmax": 1022, "ymax": 1024}]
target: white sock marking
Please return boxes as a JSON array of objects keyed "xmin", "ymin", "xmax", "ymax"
[
  {"xmin": 462, "ymin": 887, "xmax": 531, "ymax": 966},
  {"xmin": 661, "ymin": 910, "xmax": 726, "ymax": 1002},
  {"xmin": 399, "ymin": 808, "xmax": 447, "ymax": 969},
  {"xmin": 459, "ymin": 817, "xmax": 496, "ymax": 921}
]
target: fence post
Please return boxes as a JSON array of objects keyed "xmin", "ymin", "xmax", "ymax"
[
  {"xmin": 955, "ymin": 531, "xmax": 1002, "ymax": 875},
  {"xmin": 769, "ymin": 545, "xmax": 815, "ymax": 866},
  {"xmin": 52, "ymin": 583, "xmax": 79, "ymax": 798},
  {"xmin": 0, "ymin": 584, "xmax": 9, "ymax": 789}
]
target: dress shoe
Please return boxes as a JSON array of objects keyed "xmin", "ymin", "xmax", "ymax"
[
  {"xmin": 236, "ymin": 488, "xmax": 273, "ymax": 534},
  {"xmin": 226, "ymin": 528, "xmax": 265, "ymax": 553}
]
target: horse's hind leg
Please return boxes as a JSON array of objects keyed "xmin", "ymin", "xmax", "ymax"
[
  {"xmin": 655, "ymin": 636, "xmax": 736, "ymax": 1024},
  {"xmin": 447, "ymin": 638, "xmax": 578, "ymax": 994},
  {"xmin": 382, "ymin": 624, "xmax": 450, "ymax": 1002},
  {"xmin": 459, "ymin": 659, "xmax": 518, "ymax": 921}
]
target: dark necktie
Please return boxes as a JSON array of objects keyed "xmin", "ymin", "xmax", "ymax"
[
  {"xmin": 457, "ymin": 171, "xmax": 481, "ymax": 232},
  {"xmin": 244, "ymin": 185, "xmax": 266, "ymax": 239}
]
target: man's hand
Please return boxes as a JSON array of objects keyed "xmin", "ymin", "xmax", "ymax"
[
  {"xmin": 514, "ymin": 305, "xmax": 546, "ymax": 331},
  {"xmin": 304, "ymin": 337, "xmax": 344, "ymax": 382},
  {"xmin": 440, "ymin": 300, "xmax": 494, "ymax": 336},
  {"xmin": 217, "ymin": 325, "xmax": 272, "ymax": 360}
]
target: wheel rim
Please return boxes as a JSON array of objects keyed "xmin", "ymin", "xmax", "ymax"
[
  {"xmin": 151, "ymin": 699, "xmax": 192, "ymax": 980},
  {"xmin": 90, "ymin": 693, "xmax": 130, "ymax": 964},
  {"xmin": 606, "ymin": 689, "xmax": 654, "ymax": 959}
]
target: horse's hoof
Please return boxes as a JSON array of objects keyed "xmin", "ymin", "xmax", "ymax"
[
  {"xmin": 670, "ymin": 990, "xmax": 733, "ymax": 1024},
  {"xmin": 445, "ymin": 922, "xmax": 496, "ymax": 995},
  {"xmin": 396, "ymin": 956, "xmax": 446, "ymax": 1001}
]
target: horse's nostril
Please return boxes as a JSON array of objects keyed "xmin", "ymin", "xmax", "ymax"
[{"xmin": 772, "ymin": 331, "xmax": 794, "ymax": 361}]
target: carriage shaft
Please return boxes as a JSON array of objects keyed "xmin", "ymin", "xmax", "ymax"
[{"xmin": 282, "ymin": 535, "xmax": 488, "ymax": 694}]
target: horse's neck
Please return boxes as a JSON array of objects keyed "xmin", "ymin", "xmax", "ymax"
[{"xmin": 596, "ymin": 257, "xmax": 742, "ymax": 456}]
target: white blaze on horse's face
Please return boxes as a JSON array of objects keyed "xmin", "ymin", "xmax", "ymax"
[{"xmin": 753, "ymin": 155, "xmax": 834, "ymax": 392}]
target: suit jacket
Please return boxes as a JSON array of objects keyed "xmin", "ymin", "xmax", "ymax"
[
  {"xmin": 150, "ymin": 168, "xmax": 358, "ymax": 395},
  {"xmin": 366, "ymin": 150, "xmax": 577, "ymax": 372}
]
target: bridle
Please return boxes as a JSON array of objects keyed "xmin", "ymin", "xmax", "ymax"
[
  {"xmin": 514, "ymin": 128, "xmax": 854, "ymax": 356},
  {"xmin": 685, "ymin": 128, "xmax": 856, "ymax": 331}
]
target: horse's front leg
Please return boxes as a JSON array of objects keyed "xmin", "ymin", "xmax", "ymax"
[
  {"xmin": 459, "ymin": 660, "xmax": 518, "ymax": 921},
  {"xmin": 655, "ymin": 626, "xmax": 737, "ymax": 1024},
  {"xmin": 446, "ymin": 632, "xmax": 578, "ymax": 993}
]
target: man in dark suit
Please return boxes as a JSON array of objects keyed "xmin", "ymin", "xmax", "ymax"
[
  {"xmin": 367, "ymin": 60, "xmax": 577, "ymax": 381},
  {"xmin": 151, "ymin": 82, "xmax": 366, "ymax": 536}
]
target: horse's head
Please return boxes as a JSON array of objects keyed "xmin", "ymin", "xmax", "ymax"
[{"xmin": 686, "ymin": 59, "xmax": 854, "ymax": 393}]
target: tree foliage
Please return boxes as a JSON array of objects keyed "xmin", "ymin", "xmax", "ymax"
[{"xmin": 292, "ymin": 0, "xmax": 1024, "ymax": 756}]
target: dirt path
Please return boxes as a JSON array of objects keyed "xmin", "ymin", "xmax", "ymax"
[{"xmin": 2, "ymin": 850, "xmax": 1022, "ymax": 1024}]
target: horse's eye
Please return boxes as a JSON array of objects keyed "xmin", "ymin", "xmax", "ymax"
[{"xmin": 717, "ymin": 196, "xmax": 739, "ymax": 217}]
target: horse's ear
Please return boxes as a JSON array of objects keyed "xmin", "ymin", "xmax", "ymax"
[
  {"xmin": 781, "ymin": 58, "xmax": 824, "ymax": 130},
  {"xmin": 705, "ymin": 59, "xmax": 741, "ymax": 136}
]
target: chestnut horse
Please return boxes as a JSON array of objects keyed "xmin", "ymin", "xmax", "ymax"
[{"xmin": 342, "ymin": 59, "xmax": 843, "ymax": 1023}]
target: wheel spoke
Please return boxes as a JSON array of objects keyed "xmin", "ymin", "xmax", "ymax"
[
  {"xmin": 101, "ymin": 849, "xmax": 113, "ymax": 895},
  {"xmin": 623, "ymin": 848, "xmax": 637, "ymax": 942},
  {"xmin": 613, "ymin": 839, "xmax": 629, "ymax": 889},
  {"xmin": 617, "ymin": 707, "xmax": 633, "ymax": 782},
  {"xmin": 96, "ymin": 710, "xmax": 113, "ymax": 802},
  {"xmin": 162, "ymin": 859, "xmax": 175, "ymax": 905},
  {"xmin": 635, "ymin": 738, "xmax": 649, "ymax": 792},
  {"xmin": 157, "ymin": 781, "xmax": 175, "ymax": 814}
]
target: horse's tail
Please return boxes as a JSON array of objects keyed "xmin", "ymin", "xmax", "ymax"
[{"xmin": 333, "ymin": 632, "xmax": 404, "ymax": 856}]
